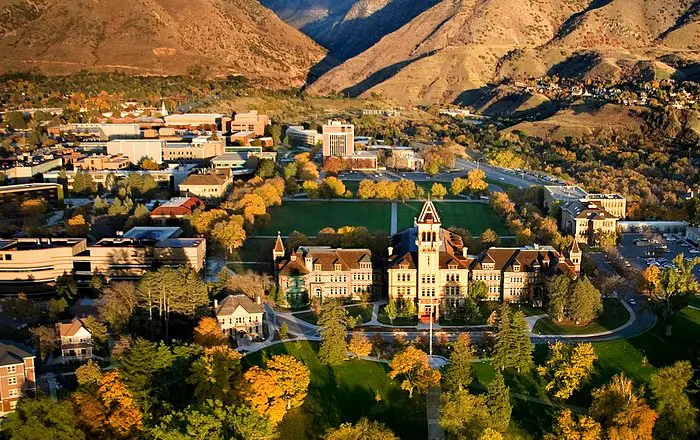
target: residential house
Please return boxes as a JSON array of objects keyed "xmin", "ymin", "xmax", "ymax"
[
  {"xmin": 56, "ymin": 318, "xmax": 93, "ymax": 362},
  {"xmin": 215, "ymin": 295, "xmax": 264, "ymax": 339}
]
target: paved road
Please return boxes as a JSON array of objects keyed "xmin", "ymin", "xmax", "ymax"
[{"xmin": 454, "ymin": 158, "xmax": 549, "ymax": 189}]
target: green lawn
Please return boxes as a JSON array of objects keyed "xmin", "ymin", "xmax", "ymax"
[
  {"xmin": 510, "ymin": 303, "xmax": 545, "ymax": 317},
  {"xmin": 396, "ymin": 201, "xmax": 510, "ymax": 236},
  {"xmin": 440, "ymin": 301, "xmax": 502, "ymax": 326},
  {"xmin": 257, "ymin": 201, "xmax": 392, "ymax": 236},
  {"xmin": 243, "ymin": 341, "xmax": 426, "ymax": 439},
  {"xmin": 377, "ymin": 304, "xmax": 418, "ymax": 326},
  {"xmin": 293, "ymin": 304, "xmax": 374, "ymax": 325},
  {"xmin": 532, "ymin": 300, "xmax": 630, "ymax": 335}
]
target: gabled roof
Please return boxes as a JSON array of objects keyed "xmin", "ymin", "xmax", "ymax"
[
  {"xmin": 417, "ymin": 200, "xmax": 441, "ymax": 224},
  {"xmin": 57, "ymin": 318, "xmax": 91, "ymax": 338},
  {"xmin": 180, "ymin": 171, "xmax": 229, "ymax": 187},
  {"xmin": 0, "ymin": 340, "xmax": 34, "ymax": 366},
  {"xmin": 216, "ymin": 294, "xmax": 264, "ymax": 316}
]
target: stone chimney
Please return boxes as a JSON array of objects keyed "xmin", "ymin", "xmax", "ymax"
[
  {"xmin": 388, "ymin": 246, "xmax": 393, "ymax": 256},
  {"xmin": 214, "ymin": 299, "xmax": 218, "ymax": 309},
  {"xmin": 256, "ymin": 295, "xmax": 262, "ymax": 305},
  {"xmin": 462, "ymin": 247, "xmax": 468, "ymax": 258}
]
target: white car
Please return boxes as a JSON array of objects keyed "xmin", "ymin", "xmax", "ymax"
[{"xmin": 628, "ymin": 298, "xmax": 636, "ymax": 306}]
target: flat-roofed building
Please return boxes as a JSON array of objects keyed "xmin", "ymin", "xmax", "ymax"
[
  {"xmin": 0, "ymin": 341, "xmax": 36, "ymax": 415},
  {"xmin": 162, "ymin": 137, "xmax": 225, "ymax": 163},
  {"xmin": 164, "ymin": 113, "xmax": 228, "ymax": 130},
  {"xmin": 75, "ymin": 154, "xmax": 130, "ymax": 171},
  {"xmin": 44, "ymin": 164, "xmax": 197, "ymax": 192},
  {"xmin": 230, "ymin": 131, "xmax": 255, "ymax": 146},
  {"xmin": 322, "ymin": 120, "xmax": 354, "ymax": 157},
  {"xmin": 179, "ymin": 170, "xmax": 231, "ymax": 199},
  {"xmin": 543, "ymin": 185, "xmax": 589, "ymax": 209},
  {"xmin": 211, "ymin": 152, "xmax": 254, "ymax": 171},
  {"xmin": 0, "ymin": 157, "xmax": 63, "ymax": 182},
  {"xmin": 0, "ymin": 238, "xmax": 86, "ymax": 286},
  {"xmin": 107, "ymin": 139, "xmax": 167, "ymax": 165},
  {"xmin": 0, "ymin": 183, "xmax": 64, "ymax": 205},
  {"xmin": 230, "ymin": 111, "xmax": 270, "ymax": 136},
  {"xmin": 286, "ymin": 125, "xmax": 322, "ymax": 147},
  {"xmin": 49, "ymin": 123, "xmax": 141, "ymax": 141}
]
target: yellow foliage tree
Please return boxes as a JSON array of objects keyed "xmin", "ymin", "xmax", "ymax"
[
  {"xmin": 545, "ymin": 410, "xmax": 602, "ymax": 440},
  {"xmin": 348, "ymin": 331, "xmax": 372, "ymax": 358},
  {"xmin": 639, "ymin": 265, "xmax": 661, "ymax": 295},
  {"xmin": 193, "ymin": 317, "xmax": 228, "ymax": 347},
  {"xmin": 67, "ymin": 214, "xmax": 90, "ymax": 236},
  {"xmin": 389, "ymin": 346, "xmax": 441, "ymax": 398},
  {"xmin": 537, "ymin": 342, "xmax": 597, "ymax": 399}
]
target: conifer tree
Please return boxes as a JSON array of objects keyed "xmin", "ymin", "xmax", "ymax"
[
  {"xmin": 511, "ymin": 310, "xmax": 534, "ymax": 373},
  {"xmin": 318, "ymin": 301, "xmax": 349, "ymax": 365},
  {"xmin": 444, "ymin": 333, "xmax": 473, "ymax": 391},
  {"xmin": 492, "ymin": 303, "xmax": 513, "ymax": 371},
  {"xmin": 487, "ymin": 371, "xmax": 512, "ymax": 433}
]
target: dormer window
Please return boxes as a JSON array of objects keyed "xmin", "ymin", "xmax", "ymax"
[
  {"xmin": 513, "ymin": 264, "xmax": 520, "ymax": 271},
  {"xmin": 448, "ymin": 263, "xmax": 458, "ymax": 270},
  {"xmin": 334, "ymin": 263, "xmax": 342, "ymax": 271},
  {"xmin": 314, "ymin": 263, "xmax": 322, "ymax": 271}
]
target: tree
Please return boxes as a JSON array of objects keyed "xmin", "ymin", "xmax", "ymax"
[
  {"xmin": 356, "ymin": 180, "xmax": 377, "ymax": 199},
  {"xmin": 650, "ymin": 361, "xmax": 697, "ymax": 440},
  {"xmin": 492, "ymin": 303, "xmax": 513, "ymax": 371},
  {"xmin": 466, "ymin": 169, "xmax": 488, "ymax": 194},
  {"xmin": 479, "ymin": 428, "xmax": 504, "ymax": 440},
  {"xmin": 150, "ymin": 400, "xmax": 226, "ymax": 440},
  {"xmin": 511, "ymin": 310, "xmax": 534, "ymax": 373},
  {"xmin": 226, "ymin": 271, "xmax": 274, "ymax": 301},
  {"xmin": 487, "ymin": 371, "xmax": 512, "ymax": 432},
  {"xmin": 537, "ymin": 342, "xmax": 597, "ymax": 400},
  {"xmin": 4, "ymin": 111, "xmax": 27, "ymax": 129},
  {"xmin": 493, "ymin": 305, "xmax": 532, "ymax": 373},
  {"xmin": 444, "ymin": 333, "xmax": 473, "ymax": 391},
  {"xmin": 1, "ymin": 398, "xmax": 84, "ymax": 440},
  {"xmin": 238, "ymin": 193, "xmax": 267, "ymax": 224},
  {"xmin": 348, "ymin": 331, "xmax": 373, "ymax": 358},
  {"xmin": 569, "ymin": 277, "xmax": 603, "ymax": 325},
  {"xmin": 325, "ymin": 418, "xmax": 398, "ymax": 440},
  {"xmin": 544, "ymin": 410, "xmax": 602, "ymax": 440},
  {"xmin": 72, "ymin": 170, "xmax": 95, "ymax": 195},
  {"xmin": 76, "ymin": 360, "xmax": 103, "ymax": 388},
  {"xmin": 451, "ymin": 177, "xmax": 468, "ymax": 196},
  {"xmin": 385, "ymin": 298, "xmax": 398, "ymax": 324},
  {"xmin": 323, "ymin": 156, "xmax": 344, "ymax": 176},
  {"xmin": 318, "ymin": 300, "xmax": 349, "ymax": 365},
  {"xmin": 212, "ymin": 216, "xmax": 247, "ymax": 254},
  {"xmin": 48, "ymin": 297, "xmax": 69, "ymax": 319},
  {"xmin": 188, "ymin": 345, "xmax": 242, "ymax": 405},
  {"xmin": 388, "ymin": 346, "xmax": 441, "ymax": 398},
  {"xmin": 194, "ymin": 317, "xmax": 228, "ymax": 347},
  {"xmin": 303, "ymin": 180, "xmax": 320, "ymax": 198},
  {"xmin": 98, "ymin": 281, "xmax": 137, "ymax": 334},
  {"xmin": 439, "ymin": 389, "xmax": 490, "ymax": 439},
  {"xmin": 67, "ymin": 214, "xmax": 90, "ymax": 237},
  {"xmin": 431, "ymin": 183, "xmax": 447, "ymax": 200},
  {"xmin": 469, "ymin": 280, "xmax": 488, "ymax": 300},
  {"xmin": 30, "ymin": 325, "xmax": 58, "ymax": 361},
  {"xmin": 241, "ymin": 354, "xmax": 310, "ymax": 423},
  {"xmin": 228, "ymin": 404, "xmax": 279, "ymax": 440},
  {"xmin": 590, "ymin": 374, "xmax": 657, "ymax": 440},
  {"xmin": 82, "ymin": 316, "xmax": 108, "ymax": 352},
  {"xmin": 548, "ymin": 274, "xmax": 573, "ymax": 322},
  {"xmin": 648, "ymin": 254, "xmax": 699, "ymax": 335},
  {"xmin": 321, "ymin": 176, "xmax": 346, "ymax": 198},
  {"xmin": 139, "ymin": 157, "xmax": 160, "ymax": 170},
  {"xmin": 481, "ymin": 229, "xmax": 499, "ymax": 247},
  {"xmin": 639, "ymin": 265, "xmax": 661, "ymax": 295},
  {"xmin": 256, "ymin": 159, "xmax": 276, "ymax": 179}
]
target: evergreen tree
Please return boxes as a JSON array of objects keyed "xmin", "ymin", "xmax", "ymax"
[
  {"xmin": 511, "ymin": 310, "xmax": 534, "ymax": 373},
  {"xmin": 492, "ymin": 303, "xmax": 513, "ymax": 371},
  {"xmin": 487, "ymin": 371, "xmax": 512, "ymax": 433},
  {"xmin": 444, "ymin": 333, "xmax": 473, "ymax": 391},
  {"xmin": 318, "ymin": 300, "xmax": 349, "ymax": 365}
]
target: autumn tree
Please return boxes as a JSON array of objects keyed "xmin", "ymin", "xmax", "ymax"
[
  {"xmin": 650, "ymin": 361, "xmax": 697, "ymax": 440},
  {"xmin": 481, "ymin": 229, "xmax": 500, "ymax": 247},
  {"xmin": 648, "ymin": 254, "xmax": 699, "ymax": 335},
  {"xmin": 30, "ymin": 325, "xmax": 58, "ymax": 361},
  {"xmin": 385, "ymin": 298, "xmax": 398, "ymax": 324},
  {"xmin": 238, "ymin": 193, "xmax": 267, "ymax": 224},
  {"xmin": 544, "ymin": 410, "xmax": 602, "ymax": 440},
  {"xmin": 76, "ymin": 360, "xmax": 103, "ymax": 388},
  {"xmin": 431, "ymin": 183, "xmax": 447, "ymax": 200},
  {"xmin": 194, "ymin": 317, "xmax": 228, "ymax": 347},
  {"xmin": 226, "ymin": 271, "xmax": 273, "ymax": 301},
  {"xmin": 639, "ymin": 265, "xmax": 661, "ymax": 295},
  {"xmin": 389, "ymin": 346, "xmax": 441, "ymax": 398},
  {"xmin": 323, "ymin": 156, "xmax": 344, "ymax": 175},
  {"xmin": 589, "ymin": 374, "xmax": 657, "ymax": 440},
  {"xmin": 356, "ymin": 180, "xmax": 377, "ymax": 199},
  {"xmin": 98, "ymin": 281, "xmax": 137, "ymax": 334},
  {"xmin": 451, "ymin": 177, "xmax": 468, "ymax": 196},
  {"xmin": 242, "ymin": 354, "xmax": 310, "ymax": 424},
  {"xmin": 318, "ymin": 300, "xmax": 350, "ymax": 365},
  {"xmin": 325, "ymin": 418, "xmax": 398, "ymax": 440},
  {"xmin": 466, "ymin": 169, "xmax": 488, "ymax": 194},
  {"xmin": 348, "ymin": 331, "xmax": 373, "ymax": 358},
  {"xmin": 212, "ymin": 216, "xmax": 247, "ymax": 254},
  {"xmin": 2, "ymin": 398, "xmax": 85, "ymax": 440},
  {"xmin": 188, "ymin": 345, "xmax": 242, "ymax": 405},
  {"xmin": 444, "ymin": 333, "xmax": 474, "ymax": 391},
  {"xmin": 67, "ymin": 214, "xmax": 90, "ymax": 236},
  {"xmin": 439, "ymin": 389, "xmax": 491, "ymax": 439},
  {"xmin": 321, "ymin": 176, "xmax": 347, "ymax": 198},
  {"xmin": 538, "ymin": 342, "xmax": 597, "ymax": 400}
]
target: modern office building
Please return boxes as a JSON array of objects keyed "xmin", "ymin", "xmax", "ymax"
[
  {"xmin": 107, "ymin": 139, "xmax": 167, "ymax": 165},
  {"xmin": 0, "ymin": 183, "xmax": 64, "ymax": 205},
  {"xmin": 286, "ymin": 125, "xmax": 322, "ymax": 147},
  {"xmin": 322, "ymin": 120, "xmax": 354, "ymax": 157},
  {"xmin": 230, "ymin": 111, "xmax": 270, "ymax": 136}
]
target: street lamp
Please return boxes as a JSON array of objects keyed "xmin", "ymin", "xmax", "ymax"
[{"xmin": 476, "ymin": 157, "xmax": 482, "ymax": 171}]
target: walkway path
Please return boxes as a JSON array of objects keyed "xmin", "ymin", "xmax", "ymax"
[
  {"xmin": 390, "ymin": 203, "xmax": 398, "ymax": 235},
  {"xmin": 426, "ymin": 387, "xmax": 445, "ymax": 440}
]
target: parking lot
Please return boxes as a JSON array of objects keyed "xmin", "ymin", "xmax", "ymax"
[{"xmin": 616, "ymin": 233, "xmax": 700, "ymax": 279}]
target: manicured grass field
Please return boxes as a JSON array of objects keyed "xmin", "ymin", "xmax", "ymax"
[
  {"xmin": 257, "ymin": 201, "xmax": 392, "ymax": 236},
  {"xmin": 243, "ymin": 341, "xmax": 427, "ymax": 440},
  {"xmin": 293, "ymin": 304, "xmax": 373, "ymax": 325},
  {"xmin": 396, "ymin": 201, "xmax": 510, "ymax": 236},
  {"xmin": 532, "ymin": 300, "xmax": 630, "ymax": 335},
  {"xmin": 341, "ymin": 180, "xmax": 461, "ymax": 199}
]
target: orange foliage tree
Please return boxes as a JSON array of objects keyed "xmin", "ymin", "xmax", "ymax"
[
  {"xmin": 348, "ymin": 331, "xmax": 373, "ymax": 358},
  {"xmin": 389, "ymin": 346, "xmax": 441, "ymax": 398},
  {"xmin": 193, "ymin": 317, "xmax": 228, "ymax": 347}
]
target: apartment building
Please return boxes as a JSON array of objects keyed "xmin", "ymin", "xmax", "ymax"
[
  {"xmin": 179, "ymin": 170, "xmax": 231, "ymax": 199},
  {"xmin": 322, "ymin": 120, "xmax": 354, "ymax": 157},
  {"xmin": 230, "ymin": 111, "xmax": 270, "ymax": 136},
  {"xmin": 214, "ymin": 295, "xmax": 265, "ymax": 339},
  {"xmin": 0, "ymin": 183, "xmax": 64, "ymax": 205},
  {"xmin": 56, "ymin": 318, "xmax": 93, "ymax": 362},
  {"xmin": 274, "ymin": 234, "xmax": 381, "ymax": 303},
  {"xmin": 74, "ymin": 154, "xmax": 130, "ymax": 171},
  {"xmin": 0, "ymin": 341, "xmax": 36, "ymax": 415},
  {"xmin": 107, "ymin": 139, "xmax": 167, "ymax": 165},
  {"xmin": 286, "ymin": 125, "xmax": 322, "ymax": 147}
]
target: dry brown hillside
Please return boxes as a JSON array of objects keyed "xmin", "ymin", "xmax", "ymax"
[
  {"xmin": 0, "ymin": 0, "xmax": 326, "ymax": 87},
  {"xmin": 308, "ymin": 0, "xmax": 700, "ymax": 104}
]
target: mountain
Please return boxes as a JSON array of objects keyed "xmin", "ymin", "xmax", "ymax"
[
  {"xmin": 0, "ymin": 0, "xmax": 326, "ymax": 87},
  {"xmin": 306, "ymin": 0, "xmax": 700, "ymax": 104},
  {"xmin": 261, "ymin": 0, "xmax": 440, "ymax": 63}
]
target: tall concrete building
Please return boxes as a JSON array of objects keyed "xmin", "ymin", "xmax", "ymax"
[
  {"xmin": 107, "ymin": 139, "xmax": 167, "ymax": 165},
  {"xmin": 230, "ymin": 111, "xmax": 270, "ymax": 137},
  {"xmin": 322, "ymin": 120, "xmax": 354, "ymax": 157}
]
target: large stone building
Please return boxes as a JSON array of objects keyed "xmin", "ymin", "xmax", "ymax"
[
  {"xmin": 0, "ymin": 341, "xmax": 36, "ymax": 415},
  {"xmin": 322, "ymin": 120, "xmax": 354, "ymax": 157},
  {"xmin": 561, "ymin": 200, "xmax": 619, "ymax": 245},
  {"xmin": 387, "ymin": 201, "xmax": 581, "ymax": 322},
  {"xmin": 274, "ymin": 233, "xmax": 380, "ymax": 304}
]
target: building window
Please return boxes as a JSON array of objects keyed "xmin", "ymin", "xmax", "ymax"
[
  {"xmin": 8, "ymin": 377, "xmax": 17, "ymax": 385},
  {"xmin": 8, "ymin": 389, "xmax": 19, "ymax": 397},
  {"xmin": 7, "ymin": 365, "xmax": 16, "ymax": 374},
  {"xmin": 9, "ymin": 401, "xmax": 17, "ymax": 409}
]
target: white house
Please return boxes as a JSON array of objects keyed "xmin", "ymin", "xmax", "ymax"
[{"xmin": 214, "ymin": 295, "xmax": 264, "ymax": 339}]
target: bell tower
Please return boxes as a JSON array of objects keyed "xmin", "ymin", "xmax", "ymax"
[{"xmin": 416, "ymin": 201, "xmax": 441, "ymax": 319}]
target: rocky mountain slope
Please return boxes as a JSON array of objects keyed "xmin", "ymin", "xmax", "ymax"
[
  {"xmin": 0, "ymin": 0, "xmax": 326, "ymax": 87},
  {"xmin": 305, "ymin": 0, "xmax": 700, "ymax": 104}
]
